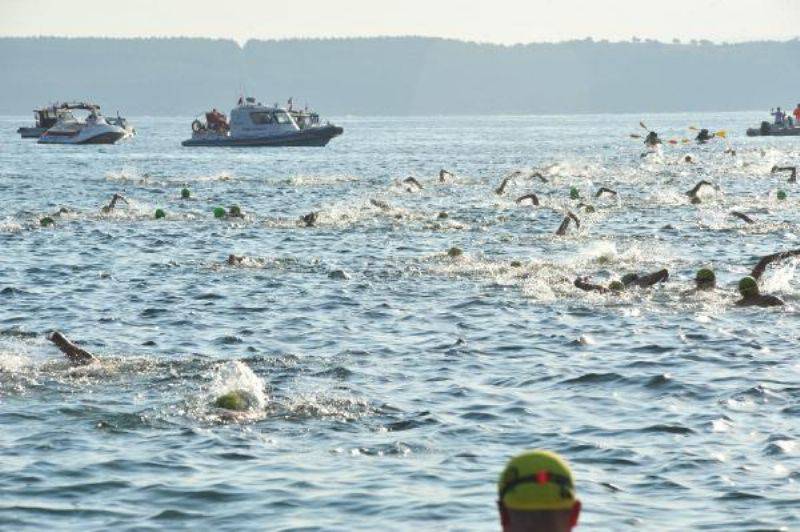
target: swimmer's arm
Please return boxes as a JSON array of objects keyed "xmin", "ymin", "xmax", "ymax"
[
  {"xmin": 555, "ymin": 212, "xmax": 580, "ymax": 235},
  {"xmin": 637, "ymin": 269, "xmax": 669, "ymax": 287},
  {"xmin": 574, "ymin": 277, "xmax": 607, "ymax": 293},
  {"xmin": 515, "ymin": 193, "xmax": 539, "ymax": 205},
  {"xmin": 595, "ymin": 187, "xmax": 618, "ymax": 198},
  {"xmin": 730, "ymin": 211, "xmax": 755, "ymax": 224},
  {"xmin": 49, "ymin": 331, "xmax": 96, "ymax": 365},
  {"xmin": 495, "ymin": 176, "xmax": 511, "ymax": 195},
  {"xmin": 686, "ymin": 181, "xmax": 713, "ymax": 197},
  {"xmin": 750, "ymin": 249, "xmax": 800, "ymax": 280},
  {"xmin": 530, "ymin": 171, "xmax": 547, "ymax": 183},
  {"xmin": 403, "ymin": 177, "xmax": 423, "ymax": 189}
]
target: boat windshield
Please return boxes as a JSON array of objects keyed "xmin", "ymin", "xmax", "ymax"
[
  {"xmin": 250, "ymin": 111, "xmax": 273, "ymax": 125},
  {"xmin": 274, "ymin": 111, "xmax": 292, "ymax": 124}
]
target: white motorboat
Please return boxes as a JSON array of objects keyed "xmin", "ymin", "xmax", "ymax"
[
  {"xmin": 38, "ymin": 103, "xmax": 127, "ymax": 145},
  {"xmin": 182, "ymin": 97, "xmax": 343, "ymax": 147}
]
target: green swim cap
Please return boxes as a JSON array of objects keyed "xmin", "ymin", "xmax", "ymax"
[
  {"xmin": 214, "ymin": 390, "xmax": 250, "ymax": 411},
  {"xmin": 569, "ymin": 187, "xmax": 580, "ymax": 200},
  {"xmin": 738, "ymin": 276, "xmax": 758, "ymax": 297},
  {"xmin": 777, "ymin": 190, "xmax": 787, "ymax": 201},
  {"xmin": 229, "ymin": 205, "xmax": 242, "ymax": 217},
  {"xmin": 583, "ymin": 205, "xmax": 595, "ymax": 213},
  {"xmin": 621, "ymin": 273, "xmax": 639, "ymax": 286},
  {"xmin": 498, "ymin": 450, "xmax": 577, "ymax": 511},
  {"xmin": 213, "ymin": 207, "xmax": 226, "ymax": 218},
  {"xmin": 510, "ymin": 260, "xmax": 522, "ymax": 268},
  {"xmin": 608, "ymin": 280, "xmax": 625, "ymax": 292},
  {"xmin": 154, "ymin": 208, "xmax": 166, "ymax": 219},
  {"xmin": 181, "ymin": 188, "xmax": 191, "ymax": 199},
  {"xmin": 696, "ymin": 268, "xmax": 715, "ymax": 285},
  {"xmin": 447, "ymin": 247, "xmax": 463, "ymax": 258},
  {"xmin": 40, "ymin": 216, "xmax": 54, "ymax": 227}
]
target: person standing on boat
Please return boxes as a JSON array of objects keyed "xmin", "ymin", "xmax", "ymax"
[
  {"xmin": 793, "ymin": 104, "xmax": 800, "ymax": 126},
  {"xmin": 772, "ymin": 107, "xmax": 785, "ymax": 125}
]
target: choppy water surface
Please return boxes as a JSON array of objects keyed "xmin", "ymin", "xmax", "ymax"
[{"xmin": 1, "ymin": 113, "xmax": 799, "ymax": 530}]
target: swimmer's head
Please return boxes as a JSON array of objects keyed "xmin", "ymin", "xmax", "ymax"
[
  {"xmin": 154, "ymin": 208, "xmax": 166, "ymax": 219},
  {"xmin": 213, "ymin": 207, "xmax": 226, "ymax": 219},
  {"xmin": 691, "ymin": 196, "xmax": 702, "ymax": 205},
  {"xmin": 181, "ymin": 187, "xmax": 191, "ymax": 199},
  {"xmin": 213, "ymin": 390, "xmax": 254, "ymax": 411},
  {"xmin": 695, "ymin": 268, "xmax": 716, "ymax": 290},
  {"xmin": 569, "ymin": 187, "xmax": 580, "ymax": 200},
  {"xmin": 608, "ymin": 280, "xmax": 625, "ymax": 292},
  {"xmin": 447, "ymin": 247, "xmax": 463, "ymax": 258},
  {"xmin": 229, "ymin": 205, "xmax": 242, "ymax": 217},
  {"xmin": 684, "ymin": 155, "xmax": 693, "ymax": 163},
  {"xmin": 738, "ymin": 276, "xmax": 759, "ymax": 298},
  {"xmin": 777, "ymin": 190, "xmax": 787, "ymax": 201},
  {"xmin": 497, "ymin": 450, "xmax": 581, "ymax": 531},
  {"xmin": 40, "ymin": 216, "xmax": 55, "ymax": 227}
]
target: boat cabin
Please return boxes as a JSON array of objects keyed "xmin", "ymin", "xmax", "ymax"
[{"xmin": 34, "ymin": 105, "xmax": 75, "ymax": 129}]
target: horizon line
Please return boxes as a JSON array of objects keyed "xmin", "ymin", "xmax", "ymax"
[{"xmin": 2, "ymin": 34, "xmax": 799, "ymax": 48}]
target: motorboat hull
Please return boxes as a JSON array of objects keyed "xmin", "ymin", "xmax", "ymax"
[
  {"xmin": 17, "ymin": 127, "xmax": 47, "ymax": 138},
  {"xmin": 747, "ymin": 123, "xmax": 800, "ymax": 137},
  {"xmin": 182, "ymin": 125, "xmax": 343, "ymax": 147},
  {"xmin": 38, "ymin": 127, "xmax": 127, "ymax": 145}
]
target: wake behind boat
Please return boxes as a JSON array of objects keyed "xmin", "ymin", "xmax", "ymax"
[
  {"xmin": 38, "ymin": 103, "xmax": 128, "ymax": 145},
  {"xmin": 182, "ymin": 97, "xmax": 343, "ymax": 147}
]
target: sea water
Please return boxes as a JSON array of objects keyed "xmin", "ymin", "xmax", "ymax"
[{"xmin": 0, "ymin": 112, "xmax": 799, "ymax": 530}]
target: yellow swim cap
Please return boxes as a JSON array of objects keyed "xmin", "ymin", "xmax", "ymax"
[{"xmin": 498, "ymin": 450, "xmax": 577, "ymax": 511}]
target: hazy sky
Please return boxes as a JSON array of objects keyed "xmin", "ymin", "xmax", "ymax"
[{"xmin": 1, "ymin": 0, "xmax": 798, "ymax": 44}]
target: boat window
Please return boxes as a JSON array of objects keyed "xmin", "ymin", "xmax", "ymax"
[
  {"xmin": 250, "ymin": 112, "xmax": 274, "ymax": 125},
  {"xmin": 274, "ymin": 112, "xmax": 292, "ymax": 124}
]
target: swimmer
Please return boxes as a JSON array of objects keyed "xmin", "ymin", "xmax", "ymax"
[
  {"xmin": 515, "ymin": 193, "xmax": 540, "ymax": 206},
  {"xmin": 228, "ymin": 205, "xmax": 244, "ymax": 218},
  {"xmin": 724, "ymin": 148, "xmax": 737, "ymax": 157},
  {"xmin": 683, "ymin": 155, "xmax": 694, "ymax": 164},
  {"xmin": 573, "ymin": 277, "xmax": 625, "ymax": 294},
  {"xmin": 101, "ymin": 193, "xmax": 129, "ymax": 213},
  {"xmin": 403, "ymin": 176, "xmax": 424, "ymax": 191},
  {"xmin": 594, "ymin": 187, "xmax": 618, "ymax": 198},
  {"xmin": 439, "ymin": 169, "xmax": 454, "ymax": 182},
  {"xmin": 227, "ymin": 254, "xmax": 245, "ymax": 266},
  {"xmin": 730, "ymin": 211, "xmax": 755, "ymax": 224},
  {"xmin": 686, "ymin": 180, "xmax": 718, "ymax": 203},
  {"xmin": 369, "ymin": 198, "xmax": 391, "ymax": 210},
  {"xmin": 771, "ymin": 165, "xmax": 797, "ymax": 183},
  {"xmin": 680, "ymin": 268, "xmax": 716, "ymax": 297},
  {"xmin": 301, "ymin": 211, "xmax": 318, "ymax": 227},
  {"xmin": 621, "ymin": 269, "xmax": 669, "ymax": 288},
  {"xmin": 735, "ymin": 276, "xmax": 783, "ymax": 307},
  {"xmin": 49, "ymin": 331, "xmax": 96, "ymax": 365},
  {"xmin": 555, "ymin": 212, "xmax": 580, "ymax": 236},
  {"xmin": 733, "ymin": 249, "xmax": 800, "ymax": 307},
  {"xmin": 497, "ymin": 450, "xmax": 581, "ymax": 532}
]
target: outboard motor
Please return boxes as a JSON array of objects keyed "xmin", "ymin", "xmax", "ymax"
[{"xmin": 760, "ymin": 121, "xmax": 771, "ymax": 135}]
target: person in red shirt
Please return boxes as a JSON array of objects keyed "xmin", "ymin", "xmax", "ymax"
[{"xmin": 793, "ymin": 104, "xmax": 800, "ymax": 125}]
